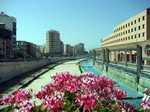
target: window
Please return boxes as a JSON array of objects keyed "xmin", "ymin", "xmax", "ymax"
[
  {"xmin": 134, "ymin": 27, "xmax": 136, "ymax": 31},
  {"xmin": 123, "ymin": 25, "xmax": 125, "ymax": 29},
  {"xmin": 128, "ymin": 29, "xmax": 130, "ymax": 33},
  {"xmin": 126, "ymin": 37, "xmax": 127, "ymax": 40},
  {"xmin": 128, "ymin": 23, "xmax": 130, "ymax": 26},
  {"xmin": 126, "ymin": 24, "xmax": 128, "ymax": 28},
  {"xmin": 142, "ymin": 16, "xmax": 145, "ymax": 20},
  {"xmin": 131, "ymin": 28, "xmax": 133, "ymax": 32},
  {"xmin": 143, "ymin": 32, "xmax": 145, "ymax": 37},
  {"xmin": 135, "ymin": 34, "xmax": 137, "ymax": 38},
  {"xmin": 131, "ymin": 35, "xmax": 133, "ymax": 39},
  {"xmin": 138, "ymin": 33, "xmax": 140, "ymax": 37},
  {"xmin": 143, "ymin": 24, "xmax": 145, "ymax": 29},
  {"xmin": 131, "ymin": 21, "xmax": 133, "ymax": 25},
  {"xmin": 138, "ymin": 26, "xmax": 141, "ymax": 30},
  {"xmin": 138, "ymin": 18, "xmax": 141, "ymax": 22},
  {"xmin": 126, "ymin": 31, "xmax": 127, "ymax": 34},
  {"xmin": 134, "ymin": 20, "xmax": 136, "ymax": 24},
  {"xmin": 128, "ymin": 36, "xmax": 130, "ymax": 40}
]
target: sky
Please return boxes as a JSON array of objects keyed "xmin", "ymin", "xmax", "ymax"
[{"xmin": 0, "ymin": 0, "xmax": 150, "ymax": 51}]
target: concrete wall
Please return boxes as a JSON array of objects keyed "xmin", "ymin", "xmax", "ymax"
[
  {"xmin": 94, "ymin": 60, "xmax": 149, "ymax": 93},
  {"xmin": 0, "ymin": 59, "xmax": 51, "ymax": 84}
]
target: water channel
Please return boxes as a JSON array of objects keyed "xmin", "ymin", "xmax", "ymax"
[{"xmin": 79, "ymin": 60, "xmax": 143, "ymax": 107}]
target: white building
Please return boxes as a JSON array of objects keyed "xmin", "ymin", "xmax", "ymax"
[
  {"xmin": 74, "ymin": 43, "xmax": 84, "ymax": 55},
  {"xmin": 46, "ymin": 30, "xmax": 63, "ymax": 56},
  {"xmin": 64, "ymin": 44, "xmax": 73, "ymax": 56},
  {"xmin": 0, "ymin": 11, "xmax": 16, "ymax": 49}
]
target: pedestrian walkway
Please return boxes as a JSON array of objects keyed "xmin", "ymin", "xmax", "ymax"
[{"xmin": 25, "ymin": 59, "xmax": 82, "ymax": 91}]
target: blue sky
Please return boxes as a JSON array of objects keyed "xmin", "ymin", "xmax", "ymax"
[{"xmin": 0, "ymin": 0, "xmax": 150, "ymax": 51}]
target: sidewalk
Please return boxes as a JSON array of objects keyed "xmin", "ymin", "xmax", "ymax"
[{"xmin": 25, "ymin": 59, "xmax": 82, "ymax": 91}]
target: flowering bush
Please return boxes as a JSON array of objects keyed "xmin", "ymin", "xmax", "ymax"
[
  {"xmin": 139, "ymin": 88, "xmax": 150, "ymax": 111},
  {"xmin": 0, "ymin": 72, "xmax": 138, "ymax": 112}
]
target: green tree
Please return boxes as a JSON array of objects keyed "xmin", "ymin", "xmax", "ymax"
[
  {"xmin": 0, "ymin": 52, "xmax": 5, "ymax": 59},
  {"xmin": 12, "ymin": 49, "xmax": 24, "ymax": 58}
]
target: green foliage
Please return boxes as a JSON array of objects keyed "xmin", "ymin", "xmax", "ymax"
[
  {"xmin": 63, "ymin": 91, "xmax": 78, "ymax": 111},
  {"xmin": 12, "ymin": 49, "xmax": 24, "ymax": 58},
  {"xmin": 0, "ymin": 51, "xmax": 5, "ymax": 59}
]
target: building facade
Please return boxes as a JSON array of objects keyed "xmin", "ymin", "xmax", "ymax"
[
  {"xmin": 46, "ymin": 30, "xmax": 63, "ymax": 56},
  {"xmin": 100, "ymin": 8, "xmax": 150, "ymax": 65},
  {"xmin": 0, "ymin": 12, "xmax": 16, "ymax": 49},
  {"xmin": 0, "ymin": 24, "xmax": 12, "ymax": 57},
  {"xmin": 64, "ymin": 44, "xmax": 73, "ymax": 56},
  {"xmin": 16, "ymin": 41, "xmax": 36, "ymax": 58},
  {"xmin": 74, "ymin": 43, "xmax": 84, "ymax": 56},
  {"xmin": 101, "ymin": 8, "xmax": 150, "ymax": 47}
]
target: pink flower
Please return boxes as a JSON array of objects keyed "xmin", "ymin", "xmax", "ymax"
[
  {"xmin": 42, "ymin": 94, "xmax": 63, "ymax": 111},
  {"xmin": 0, "ymin": 95, "xmax": 12, "ymax": 104},
  {"xmin": 141, "ymin": 94, "xmax": 150, "ymax": 110},
  {"xmin": 144, "ymin": 88, "xmax": 150, "ymax": 96},
  {"xmin": 35, "ymin": 83, "xmax": 53, "ymax": 99},
  {"xmin": 123, "ymin": 102, "xmax": 135, "ymax": 112},
  {"xmin": 11, "ymin": 89, "xmax": 31, "ymax": 103},
  {"xmin": 113, "ymin": 87, "xmax": 126, "ymax": 100},
  {"xmin": 0, "ymin": 89, "xmax": 31, "ymax": 104},
  {"xmin": 19, "ymin": 101, "xmax": 33, "ymax": 112},
  {"xmin": 0, "ymin": 72, "xmax": 136, "ymax": 111},
  {"xmin": 76, "ymin": 93, "xmax": 97, "ymax": 112}
]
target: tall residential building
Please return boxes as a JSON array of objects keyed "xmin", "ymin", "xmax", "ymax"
[
  {"xmin": 46, "ymin": 30, "xmax": 63, "ymax": 56},
  {"xmin": 0, "ymin": 11, "xmax": 16, "ymax": 50},
  {"xmin": 0, "ymin": 24, "xmax": 12, "ymax": 57},
  {"xmin": 64, "ymin": 44, "xmax": 73, "ymax": 56},
  {"xmin": 74, "ymin": 43, "xmax": 84, "ymax": 55},
  {"xmin": 100, "ymin": 7, "xmax": 150, "ymax": 65}
]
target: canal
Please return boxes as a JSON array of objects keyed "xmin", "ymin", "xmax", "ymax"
[{"xmin": 80, "ymin": 60, "xmax": 143, "ymax": 107}]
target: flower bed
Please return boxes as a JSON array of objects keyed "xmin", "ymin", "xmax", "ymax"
[{"xmin": 0, "ymin": 72, "xmax": 149, "ymax": 112}]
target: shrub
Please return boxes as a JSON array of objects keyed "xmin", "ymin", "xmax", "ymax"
[{"xmin": 0, "ymin": 72, "xmax": 137, "ymax": 112}]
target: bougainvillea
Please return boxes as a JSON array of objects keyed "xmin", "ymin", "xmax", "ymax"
[{"xmin": 2, "ymin": 72, "xmax": 149, "ymax": 112}]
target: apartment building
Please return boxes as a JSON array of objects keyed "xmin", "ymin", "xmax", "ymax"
[
  {"xmin": 0, "ymin": 12, "xmax": 16, "ymax": 49},
  {"xmin": 0, "ymin": 24, "xmax": 12, "ymax": 57},
  {"xmin": 64, "ymin": 44, "xmax": 73, "ymax": 56},
  {"xmin": 16, "ymin": 41, "xmax": 36, "ymax": 58},
  {"xmin": 74, "ymin": 43, "xmax": 84, "ymax": 55},
  {"xmin": 100, "ymin": 8, "xmax": 150, "ymax": 65},
  {"xmin": 46, "ymin": 30, "xmax": 64, "ymax": 56}
]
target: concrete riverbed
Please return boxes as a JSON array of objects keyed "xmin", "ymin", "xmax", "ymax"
[
  {"xmin": 0, "ymin": 59, "xmax": 83, "ymax": 110},
  {"xmin": 25, "ymin": 59, "xmax": 82, "ymax": 91}
]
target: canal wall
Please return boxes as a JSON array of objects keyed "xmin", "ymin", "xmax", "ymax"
[
  {"xmin": 138, "ymin": 77, "xmax": 150, "ymax": 92},
  {"xmin": 0, "ymin": 59, "xmax": 51, "ymax": 84},
  {"xmin": 94, "ymin": 60, "xmax": 150, "ymax": 93}
]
